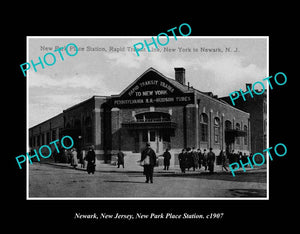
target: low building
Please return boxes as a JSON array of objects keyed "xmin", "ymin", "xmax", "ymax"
[{"xmin": 29, "ymin": 67, "xmax": 251, "ymax": 167}]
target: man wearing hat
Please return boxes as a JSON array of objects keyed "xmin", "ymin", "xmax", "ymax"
[{"xmin": 140, "ymin": 142, "xmax": 157, "ymax": 183}]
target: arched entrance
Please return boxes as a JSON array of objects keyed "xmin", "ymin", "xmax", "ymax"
[{"xmin": 122, "ymin": 111, "xmax": 176, "ymax": 153}]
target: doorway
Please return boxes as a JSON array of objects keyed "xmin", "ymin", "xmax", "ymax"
[{"xmin": 141, "ymin": 130, "xmax": 163, "ymax": 153}]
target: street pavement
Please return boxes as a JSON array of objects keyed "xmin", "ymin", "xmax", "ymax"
[{"xmin": 28, "ymin": 161, "xmax": 267, "ymax": 198}]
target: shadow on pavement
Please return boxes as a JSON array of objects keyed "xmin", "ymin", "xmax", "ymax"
[
  {"xmin": 156, "ymin": 171, "xmax": 267, "ymax": 183},
  {"xmin": 228, "ymin": 188, "xmax": 267, "ymax": 197},
  {"xmin": 39, "ymin": 162, "xmax": 266, "ymax": 183},
  {"xmin": 103, "ymin": 180, "xmax": 146, "ymax": 184}
]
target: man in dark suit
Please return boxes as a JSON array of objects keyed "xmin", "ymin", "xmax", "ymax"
[
  {"xmin": 117, "ymin": 150, "xmax": 125, "ymax": 168},
  {"xmin": 207, "ymin": 147, "xmax": 216, "ymax": 174},
  {"xmin": 140, "ymin": 142, "xmax": 157, "ymax": 183},
  {"xmin": 163, "ymin": 148, "xmax": 171, "ymax": 170}
]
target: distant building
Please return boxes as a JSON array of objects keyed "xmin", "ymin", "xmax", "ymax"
[
  {"xmin": 220, "ymin": 83, "xmax": 267, "ymax": 155},
  {"xmin": 29, "ymin": 67, "xmax": 251, "ymax": 167}
]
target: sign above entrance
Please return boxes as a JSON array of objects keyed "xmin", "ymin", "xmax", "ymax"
[
  {"xmin": 110, "ymin": 68, "xmax": 195, "ymax": 108},
  {"xmin": 112, "ymin": 94, "xmax": 194, "ymax": 108}
]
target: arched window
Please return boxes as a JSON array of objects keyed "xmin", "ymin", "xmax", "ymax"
[
  {"xmin": 200, "ymin": 113, "xmax": 208, "ymax": 142},
  {"xmin": 225, "ymin": 120, "xmax": 232, "ymax": 130},
  {"xmin": 214, "ymin": 117, "xmax": 220, "ymax": 143},
  {"xmin": 236, "ymin": 123, "xmax": 240, "ymax": 144},
  {"xmin": 135, "ymin": 111, "xmax": 170, "ymax": 122},
  {"xmin": 244, "ymin": 125, "xmax": 248, "ymax": 145}
]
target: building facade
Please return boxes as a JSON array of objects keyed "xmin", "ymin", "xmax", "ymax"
[
  {"xmin": 220, "ymin": 84, "xmax": 267, "ymax": 155},
  {"xmin": 29, "ymin": 67, "xmax": 251, "ymax": 167}
]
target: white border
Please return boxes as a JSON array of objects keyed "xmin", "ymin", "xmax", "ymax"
[{"xmin": 26, "ymin": 36, "xmax": 269, "ymax": 200}]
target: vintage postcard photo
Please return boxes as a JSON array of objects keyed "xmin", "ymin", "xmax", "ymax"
[{"xmin": 27, "ymin": 36, "xmax": 268, "ymax": 199}]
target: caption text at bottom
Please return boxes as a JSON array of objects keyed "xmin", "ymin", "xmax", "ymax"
[{"xmin": 74, "ymin": 212, "xmax": 224, "ymax": 220}]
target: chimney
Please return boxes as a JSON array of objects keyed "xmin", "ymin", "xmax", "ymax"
[{"xmin": 174, "ymin": 67, "xmax": 185, "ymax": 85}]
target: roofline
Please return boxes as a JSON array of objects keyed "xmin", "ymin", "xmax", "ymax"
[
  {"xmin": 115, "ymin": 67, "xmax": 183, "ymax": 97},
  {"xmin": 105, "ymin": 67, "xmax": 250, "ymax": 116},
  {"xmin": 29, "ymin": 96, "xmax": 110, "ymax": 130},
  {"xmin": 63, "ymin": 95, "xmax": 109, "ymax": 112},
  {"xmin": 29, "ymin": 112, "xmax": 63, "ymax": 130},
  {"xmin": 193, "ymin": 90, "xmax": 250, "ymax": 116},
  {"xmin": 63, "ymin": 96, "xmax": 95, "ymax": 112}
]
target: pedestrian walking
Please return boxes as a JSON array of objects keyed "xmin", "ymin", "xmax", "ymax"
[
  {"xmin": 162, "ymin": 148, "xmax": 171, "ymax": 170},
  {"xmin": 220, "ymin": 150, "xmax": 228, "ymax": 171},
  {"xmin": 228, "ymin": 150, "xmax": 234, "ymax": 164},
  {"xmin": 70, "ymin": 147, "xmax": 78, "ymax": 169},
  {"xmin": 229, "ymin": 150, "xmax": 238, "ymax": 169},
  {"xmin": 86, "ymin": 145, "xmax": 96, "ymax": 174},
  {"xmin": 55, "ymin": 145, "xmax": 64, "ymax": 163},
  {"xmin": 53, "ymin": 149, "xmax": 58, "ymax": 163},
  {"xmin": 117, "ymin": 150, "xmax": 125, "ymax": 168},
  {"xmin": 178, "ymin": 149, "xmax": 187, "ymax": 173},
  {"xmin": 238, "ymin": 152, "xmax": 242, "ymax": 162},
  {"xmin": 242, "ymin": 153, "xmax": 247, "ymax": 165},
  {"xmin": 140, "ymin": 142, "xmax": 157, "ymax": 183},
  {"xmin": 197, "ymin": 149, "xmax": 203, "ymax": 170},
  {"xmin": 186, "ymin": 147, "xmax": 194, "ymax": 171},
  {"xmin": 65, "ymin": 149, "xmax": 71, "ymax": 164},
  {"xmin": 79, "ymin": 150, "xmax": 85, "ymax": 168},
  {"xmin": 192, "ymin": 147, "xmax": 199, "ymax": 171},
  {"xmin": 203, "ymin": 149, "xmax": 208, "ymax": 171},
  {"xmin": 207, "ymin": 148, "xmax": 216, "ymax": 174}
]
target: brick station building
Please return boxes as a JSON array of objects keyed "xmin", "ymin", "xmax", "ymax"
[
  {"xmin": 220, "ymin": 84, "xmax": 267, "ymax": 155},
  {"xmin": 29, "ymin": 67, "xmax": 251, "ymax": 167}
]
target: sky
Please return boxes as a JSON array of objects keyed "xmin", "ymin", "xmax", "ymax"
[{"xmin": 28, "ymin": 37, "xmax": 268, "ymax": 128}]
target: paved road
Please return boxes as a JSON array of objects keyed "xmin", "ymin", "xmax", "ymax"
[{"xmin": 29, "ymin": 163, "xmax": 267, "ymax": 198}]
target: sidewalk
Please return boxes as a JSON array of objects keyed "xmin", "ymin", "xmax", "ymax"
[{"xmin": 43, "ymin": 160, "xmax": 267, "ymax": 175}]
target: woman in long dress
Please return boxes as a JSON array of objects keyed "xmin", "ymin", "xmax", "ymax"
[
  {"xmin": 86, "ymin": 146, "xmax": 96, "ymax": 174},
  {"xmin": 71, "ymin": 147, "xmax": 78, "ymax": 168}
]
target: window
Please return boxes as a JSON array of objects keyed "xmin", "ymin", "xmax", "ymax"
[
  {"xmin": 74, "ymin": 119, "xmax": 81, "ymax": 129},
  {"xmin": 59, "ymin": 128, "xmax": 62, "ymax": 139},
  {"xmin": 41, "ymin": 134, "xmax": 44, "ymax": 145},
  {"xmin": 244, "ymin": 125, "xmax": 248, "ymax": 145},
  {"xmin": 85, "ymin": 117, "xmax": 92, "ymax": 143},
  {"xmin": 46, "ymin": 132, "xmax": 50, "ymax": 144},
  {"xmin": 200, "ymin": 113, "xmax": 208, "ymax": 142},
  {"xmin": 52, "ymin": 129, "xmax": 57, "ymax": 141},
  {"xmin": 236, "ymin": 123, "xmax": 240, "ymax": 144},
  {"xmin": 214, "ymin": 117, "xmax": 220, "ymax": 143},
  {"xmin": 149, "ymin": 131, "xmax": 155, "ymax": 142},
  {"xmin": 135, "ymin": 112, "xmax": 170, "ymax": 122},
  {"xmin": 225, "ymin": 120, "xmax": 232, "ymax": 130}
]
